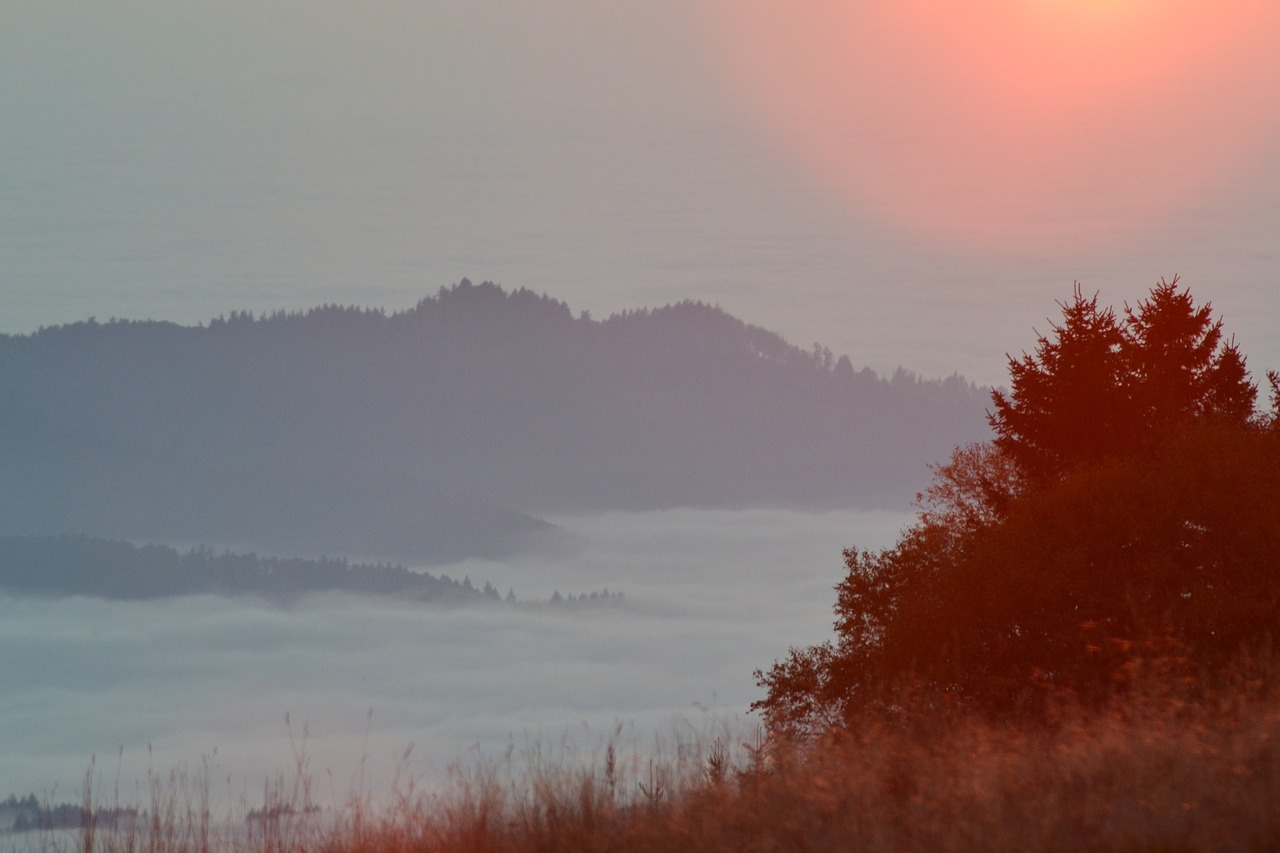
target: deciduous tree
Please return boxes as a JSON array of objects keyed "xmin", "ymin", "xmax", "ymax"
[{"xmin": 756, "ymin": 280, "xmax": 1279, "ymax": 734}]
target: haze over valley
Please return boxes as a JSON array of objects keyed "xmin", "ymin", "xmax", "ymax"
[{"xmin": 0, "ymin": 287, "xmax": 962, "ymax": 798}]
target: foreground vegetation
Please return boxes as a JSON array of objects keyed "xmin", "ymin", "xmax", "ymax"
[
  {"xmin": 10, "ymin": 673, "xmax": 1280, "ymax": 853},
  {"xmin": 280, "ymin": 681, "xmax": 1280, "ymax": 852},
  {"xmin": 759, "ymin": 280, "xmax": 1280, "ymax": 731}
]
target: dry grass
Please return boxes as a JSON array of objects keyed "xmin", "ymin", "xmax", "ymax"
[
  {"xmin": 363, "ymin": 686, "xmax": 1280, "ymax": 853},
  {"xmin": 19, "ymin": 682, "xmax": 1280, "ymax": 853}
]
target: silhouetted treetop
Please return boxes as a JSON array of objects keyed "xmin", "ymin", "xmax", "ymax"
[{"xmin": 990, "ymin": 278, "xmax": 1256, "ymax": 484}]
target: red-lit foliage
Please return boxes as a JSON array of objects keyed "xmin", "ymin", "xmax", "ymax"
[
  {"xmin": 756, "ymin": 281, "xmax": 1280, "ymax": 735},
  {"xmin": 990, "ymin": 278, "xmax": 1256, "ymax": 485}
]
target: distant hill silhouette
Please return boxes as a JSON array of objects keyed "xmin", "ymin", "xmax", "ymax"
[
  {"xmin": 0, "ymin": 281, "xmax": 989, "ymax": 561},
  {"xmin": 0, "ymin": 535, "xmax": 625, "ymax": 606},
  {"xmin": 0, "ymin": 535, "xmax": 495, "ymax": 603}
]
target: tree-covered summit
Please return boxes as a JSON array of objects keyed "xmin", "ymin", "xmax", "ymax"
[{"xmin": 0, "ymin": 282, "xmax": 988, "ymax": 562}]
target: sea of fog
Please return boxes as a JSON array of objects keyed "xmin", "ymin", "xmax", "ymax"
[{"xmin": 0, "ymin": 507, "xmax": 913, "ymax": 807}]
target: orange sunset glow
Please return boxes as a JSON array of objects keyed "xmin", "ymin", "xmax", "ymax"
[
  {"xmin": 702, "ymin": 0, "xmax": 1280, "ymax": 248},
  {"xmin": 7, "ymin": 5, "xmax": 1280, "ymax": 848}
]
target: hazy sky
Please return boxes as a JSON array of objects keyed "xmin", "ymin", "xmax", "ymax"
[{"xmin": 4, "ymin": 1, "xmax": 1279, "ymax": 386}]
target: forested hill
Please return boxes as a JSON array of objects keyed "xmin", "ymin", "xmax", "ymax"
[
  {"xmin": 0, "ymin": 536, "xmax": 493, "ymax": 604},
  {"xmin": 0, "ymin": 280, "xmax": 989, "ymax": 562}
]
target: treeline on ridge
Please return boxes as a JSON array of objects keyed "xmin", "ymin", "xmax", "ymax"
[
  {"xmin": 0, "ymin": 280, "xmax": 988, "ymax": 562},
  {"xmin": 0, "ymin": 535, "xmax": 501, "ymax": 603},
  {"xmin": 0, "ymin": 534, "xmax": 626, "ymax": 606}
]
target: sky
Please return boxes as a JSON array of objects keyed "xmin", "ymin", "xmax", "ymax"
[{"xmin": 4, "ymin": 1, "xmax": 1280, "ymax": 387}]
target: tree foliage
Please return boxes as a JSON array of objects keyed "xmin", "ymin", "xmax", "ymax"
[
  {"xmin": 756, "ymin": 281, "xmax": 1280, "ymax": 736},
  {"xmin": 989, "ymin": 278, "xmax": 1256, "ymax": 484}
]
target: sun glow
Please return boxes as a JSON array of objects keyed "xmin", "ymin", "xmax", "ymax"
[
  {"xmin": 1024, "ymin": 0, "xmax": 1160, "ymax": 25},
  {"xmin": 702, "ymin": 0, "xmax": 1280, "ymax": 248}
]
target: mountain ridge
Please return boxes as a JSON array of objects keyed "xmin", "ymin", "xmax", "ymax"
[{"xmin": 0, "ymin": 280, "xmax": 990, "ymax": 562}]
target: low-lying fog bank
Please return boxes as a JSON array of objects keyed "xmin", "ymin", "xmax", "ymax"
[{"xmin": 0, "ymin": 508, "xmax": 911, "ymax": 807}]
